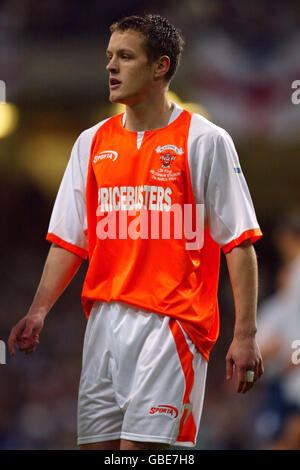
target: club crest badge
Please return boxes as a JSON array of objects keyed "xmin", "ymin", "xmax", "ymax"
[{"xmin": 155, "ymin": 145, "xmax": 183, "ymax": 169}]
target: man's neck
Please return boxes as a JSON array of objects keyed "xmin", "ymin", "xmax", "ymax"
[{"xmin": 124, "ymin": 92, "xmax": 174, "ymax": 132}]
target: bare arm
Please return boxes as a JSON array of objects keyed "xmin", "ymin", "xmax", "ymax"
[
  {"xmin": 224, "ymin": 240, "xmax": 264, "ymax": 393},
  {"xmin": 8, "ymin": 243, "xmax": 83, "ymax": 356}
]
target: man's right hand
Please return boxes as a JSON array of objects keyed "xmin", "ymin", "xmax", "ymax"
[
  {"xmin": 8, "ymin": 313, "xmax": 44, "ymax": 356},
  {"xmin": 8, "ymin": 244, "xmax": 83, "ymax": 357}
]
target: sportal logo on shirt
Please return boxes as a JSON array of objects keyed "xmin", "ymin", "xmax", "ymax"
[{"xmin": 93, "ymin": 150, "xmax": 118, "ymax": 163}]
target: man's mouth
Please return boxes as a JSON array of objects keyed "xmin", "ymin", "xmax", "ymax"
[{"xmin": 110, "ymin": 78, "xmax": 121, "ymax": 89}]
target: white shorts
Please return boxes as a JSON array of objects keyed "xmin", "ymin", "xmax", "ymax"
[{"xmin": 77, "ymin": 300, "xmax": 207, "ymax": 447}]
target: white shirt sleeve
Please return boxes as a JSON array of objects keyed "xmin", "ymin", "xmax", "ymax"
[
  {"xmin": 188, "ymin": 113, "xmax": 262, "ymax": 252},
  {"xmin": 46, "ymin": 121, "xmax": 107, "ymax": 258}
]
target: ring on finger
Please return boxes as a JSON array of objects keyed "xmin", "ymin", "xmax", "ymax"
[{"xmin": 246, "ymin": 370, "xmax": 255, "ymax": 383}]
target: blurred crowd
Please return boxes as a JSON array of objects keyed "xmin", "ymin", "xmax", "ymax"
[
  {"xmin": 0, "ymin": 0, "xmax": 300, "ymax": 450},
  {"xmin": 1, "ymin": 0, "xmax": 300, "ymax": 141}
]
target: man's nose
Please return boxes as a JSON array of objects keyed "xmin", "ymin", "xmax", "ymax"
[{"xmin": 106, "ymin": 57, "xmax": 119, "ymax": 73}]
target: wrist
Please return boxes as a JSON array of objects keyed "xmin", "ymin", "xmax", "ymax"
[
  {"xmin": 27, "ymin": 307, "xmax": 48, "ymax": 321},
  {"xmin": 233, "ymin": 326, "xmax": 257, "ymax": 340}
]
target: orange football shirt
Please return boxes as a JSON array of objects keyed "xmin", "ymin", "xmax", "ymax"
[{"xmin": 47, "ymin": 105, "xmax": 262, "ymax": 361}]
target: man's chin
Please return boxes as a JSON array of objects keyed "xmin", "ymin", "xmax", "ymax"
[{"xmin": 109, "ymin": 93, "xmax": 126, "ymax": 104}]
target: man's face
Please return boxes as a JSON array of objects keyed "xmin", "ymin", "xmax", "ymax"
[{"xmin": 106, "ymin": 30, "xmax": 156, "ymax": 105}]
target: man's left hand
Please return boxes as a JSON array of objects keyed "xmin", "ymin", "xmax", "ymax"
[{"xmin": 225, "ymin": 335, "xmax": 264, "ymax": 393}]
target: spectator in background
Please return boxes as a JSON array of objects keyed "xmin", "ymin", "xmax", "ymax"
[{"xmin": 255, "ymin": 209, "xmax": 300, "ymax": 449}]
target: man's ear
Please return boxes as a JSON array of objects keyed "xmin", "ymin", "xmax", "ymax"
[{"xmin": 154, "ymin": 55, "xmax": 170, "ymax": 80}]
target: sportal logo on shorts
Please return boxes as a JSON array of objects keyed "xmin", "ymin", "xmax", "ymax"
[{"xmin": 149, "ymin": 405, "xmax": 178, "ymax": 419}]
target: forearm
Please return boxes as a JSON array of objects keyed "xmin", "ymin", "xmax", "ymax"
[
  {"xmin": 28, "ymin": 243, "xmax": 83, "ymax": 319},
  {"xmin": 225, "ymin": 241, "xmax": 258, "ymax": 338}
]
